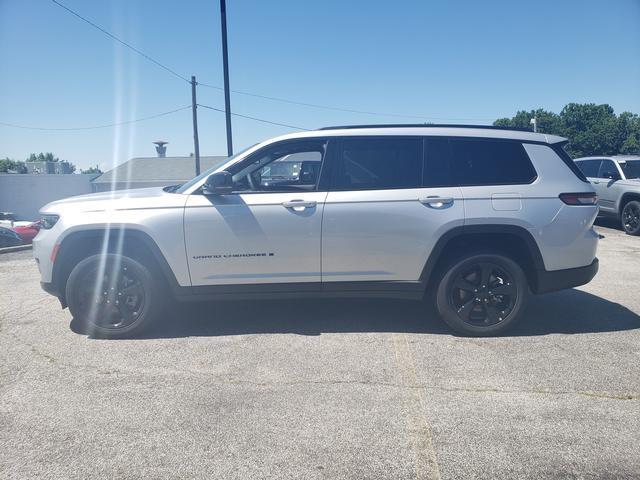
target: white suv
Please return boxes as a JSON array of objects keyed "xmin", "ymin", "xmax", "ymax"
[
  {"xmin": 33, "ymin": 125, "xmax": 599, "ymax": 338},
  {"xmin": 574, "ymin": 155, "xmax": 640, "ymax": 235}
]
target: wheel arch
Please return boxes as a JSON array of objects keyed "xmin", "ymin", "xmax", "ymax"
[
  {"xmin": 619, "ymin": 192, "xmax": 640, "ymax": 215},
  {"xmin": 52, "ymin": 227, "xmax": 180, "ymax": 305},
  {"xmin": 420, "ymin": 225, "xmax": 547, "ymax": 294}
]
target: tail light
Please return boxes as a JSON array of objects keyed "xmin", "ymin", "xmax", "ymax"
[{"xmin": 559, "ymin": 192, "xmax": 598, "ymax": 205}]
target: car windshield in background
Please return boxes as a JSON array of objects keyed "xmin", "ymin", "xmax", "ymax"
[{"xmin": 621, "ymin": 160, "xmax": 640, "ymax": 179}]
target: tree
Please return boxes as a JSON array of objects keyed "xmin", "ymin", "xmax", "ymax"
[
  {"xmin": 26, "ymin": 152, "xmax": 76, "ymax": 173},
  {"xmin": 494, "ymin": 103, "xmax": 640, "ymax": 157},
  {"xmin": 0, "ymin": 158, "xmax": 26, "ymax": 173},
  {"xmin": 81, "ymin": 166, "xmax": 102, "ymax": 174}
]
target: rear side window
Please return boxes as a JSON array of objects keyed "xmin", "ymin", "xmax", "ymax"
[
  {"xmin": 332, "ymin": 137, "xmax": 422, "ymax": 190},
  {"xmin": 449, "ymin": 139, "xmax": 537, "ymax": 186},
  {"xmin": 575, "ymin": 159, "xmax": 601, "ymax": 178}
]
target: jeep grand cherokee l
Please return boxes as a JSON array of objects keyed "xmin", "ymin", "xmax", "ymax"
[
  {"xmin": 33, "ymin": 125, "xmax": 599, "ymax": 338},
  {"xmin": 574, "ymin": 155, "xmax": 640, "ymax": 235}
]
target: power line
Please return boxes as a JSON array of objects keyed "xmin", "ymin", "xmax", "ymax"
[
  {"xmin": 198, "ymin": 81, "xmax": 495, "ymax": 122},
  {"xmin": 0, "ymin": 106, "xmax": 191, "ymax": 131},
  {"xmin": 197, "ymin": 104, "xmax": 310, "ymax": 131},
  {"xmin": 49, "ymin": 0, "xmax": 190, "ymax": 84},
  {"xmin": 48, "ymin": 0, "xmax": 494, "ymax": 124}
]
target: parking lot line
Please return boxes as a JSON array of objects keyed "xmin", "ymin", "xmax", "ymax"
[{"xmin": 392, "ymin": 332, "xmax": 441, "ymax": 480}]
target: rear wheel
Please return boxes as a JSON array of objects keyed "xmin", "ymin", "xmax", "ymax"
[
  {"xmin": 66, "ymin": 253, "xmax": 161, "ymax": 338},
  {"xmin": 435, "ymin": 253, "xmax": 528, "ymax": 336},
  {"xmin": 621, "ymin": 200, "xmax": 640, "ymax": 235}
]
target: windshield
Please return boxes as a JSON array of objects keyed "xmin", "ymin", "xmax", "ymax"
[
  {"xmin": 620, "ymin": 160, "xmax": 640, "ymax": 179},
  {"xmin": 175, "ymin": 145, "xmax": 257, "ymax": 194}
]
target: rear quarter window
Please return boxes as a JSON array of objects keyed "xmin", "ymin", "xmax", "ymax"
[{"xmin": 449, "ymin": 138, "xmax": 537, "ymax": 186}]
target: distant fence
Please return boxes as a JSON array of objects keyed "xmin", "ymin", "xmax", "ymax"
[{"xmin": 0, "ymin": 174, "xmax": 98, "ymax": 220}]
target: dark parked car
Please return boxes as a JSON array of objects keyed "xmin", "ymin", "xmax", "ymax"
[{"xmin": 0, "ymin": 227, "xmax": 23, "ymax": 248}]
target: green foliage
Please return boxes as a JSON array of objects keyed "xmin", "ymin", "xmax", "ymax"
[
  {"xmin": 26, "ymin": 152, "xmax": 76, "ymax": 173},
  {"xmin": 81, "ymin": 166, "xmax": 102, "ymax": 174},
  {"xmin": 0, "ymin": 158, "xmax": 26, "ymax": 173},
  {"xmin": 494, "ymin": 103, "xmax": 640, "ymax": 157},
  {"xmin": 28, "ymin": 152, "xmax": 59, "ymax": 162}
]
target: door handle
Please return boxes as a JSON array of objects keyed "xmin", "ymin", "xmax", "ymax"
[
  {"xmin": 282, "ymin": 199, "xmax": 317, "ymax": 211},
  {"xmin": 419, "ymin": 196, "xmax": 454, "ymax": 208},
  {"xmin": 593, "ymin": 180, "xmax": 600, "ymax": 184}
]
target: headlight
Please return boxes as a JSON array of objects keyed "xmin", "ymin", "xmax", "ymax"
[{"xmin": 40, "ymin": 214, "xmax": 60, "ymax": 229}]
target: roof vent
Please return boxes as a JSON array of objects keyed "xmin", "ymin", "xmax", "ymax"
[{"xmin": 153, "ymin": 141, "xmax": 168, "ymax": 158}]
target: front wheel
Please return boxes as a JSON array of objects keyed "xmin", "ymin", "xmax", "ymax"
[
  {"xmin": 435, "ymin": 254, "xmax": 528, "ymax": 336},
  {"xmin": 66, "ymin": 253, "xmax": 161, "ymax": 338},
  {"xmin": 621, "ymin": 201, "xmax": 640, "ymax": 235}
]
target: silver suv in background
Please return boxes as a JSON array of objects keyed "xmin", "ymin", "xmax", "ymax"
[
  {"xmin": 574, "ymin": 155, "xmax": 640, "ymax": 235},
  {"xmin": 33, "ymin": 125, "xmax": 599, "ymax": 338}
]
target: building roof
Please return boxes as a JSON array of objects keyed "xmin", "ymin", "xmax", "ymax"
[{"xmin": 92, "ymin": 155, "xmax": 228, "ymax": 184}]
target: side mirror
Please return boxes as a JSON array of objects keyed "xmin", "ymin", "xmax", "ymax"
[{"xmin": 202, "ymin": 171, "xmax": 234, "ymax": 195}]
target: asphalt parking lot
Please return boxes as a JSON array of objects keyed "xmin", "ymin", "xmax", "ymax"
[{"xmin": 1, "ymin": 221, "xmax": 639, "ymax": 479}]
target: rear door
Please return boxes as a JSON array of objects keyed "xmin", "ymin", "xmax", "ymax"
[
  {"xmin": 184, "ymin": 139, "xmax": 328, "ymax": 287},
  {"xmin": 321, "ymin": 136, "xmax": 463, "ymax": 289}
]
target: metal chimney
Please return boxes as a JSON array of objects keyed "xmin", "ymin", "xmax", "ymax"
[{"xmin": 153, "ymin": 141, "xmax": 168, "ymax": 158}]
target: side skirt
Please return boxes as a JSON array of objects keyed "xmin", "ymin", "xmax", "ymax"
[{"xmin": 173, "ymin": 281, "xmax": 426, "ymax": 302}]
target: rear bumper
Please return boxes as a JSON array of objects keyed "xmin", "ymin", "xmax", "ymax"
[{"xmin": 534, "ymin": 258, "xmax": 599, "ymax": 294}]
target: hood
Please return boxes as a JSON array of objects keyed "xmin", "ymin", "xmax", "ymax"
[{"xmin": 40, "ymin": 187, "xmax": 186, "ymax": 214}]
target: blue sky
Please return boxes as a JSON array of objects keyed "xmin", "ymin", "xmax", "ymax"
[{"xmin": 1, "ymin": 0, "xmax": 639, "ymax": 171}]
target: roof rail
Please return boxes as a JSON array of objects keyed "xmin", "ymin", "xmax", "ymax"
[{"xmin": 317, "ymin": 124, "xmax": 533, "ymax": 132}]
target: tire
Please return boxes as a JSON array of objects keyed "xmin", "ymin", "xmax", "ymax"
[
  {"xmin": 621, "ymin": 200, "xmax": 640, "ymax": 235},
  {"xmin": 65, "ymin": 253, "xmax": 162, "ymax": 338},
  {"xmin": 435, "ymin": 253, "xmax": 528, "ymax": 336}
]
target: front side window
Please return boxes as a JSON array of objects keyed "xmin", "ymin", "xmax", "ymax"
[
  {"xmin": 231, "ymin": 141, "xmax": 326, "ymax": 192},
  {"xmin": 332, "ymin": 137, "xmax": 422, "ymax": 190},
  {"xmin": 575, "ymin": 159, "xmax": 602, "ymax": 178},
  {"xmin": 620, "ymin": 160, "xmax": 640, "ymax": 179},
  {"xmin": 598, "ymin": 160, "xmax": 621, "ymax": 179},
  {"xmin": 449, "ymin": 138, "xmax": 537, "ymax": 186}
]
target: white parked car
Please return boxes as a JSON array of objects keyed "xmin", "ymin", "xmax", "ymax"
[
  {"xmin": 33, "ymin": 125, "xmax": 599, "ymax": 338},
  {"xmin": 0, "ymin": 212, "xmax": 33, "ymax": 228},
  {"xmin": 574, "ymin": 155, "xmax": 640, "ymax": 235}
]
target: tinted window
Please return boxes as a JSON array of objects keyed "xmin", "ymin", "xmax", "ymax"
[
  {"xmin": 575, "ymin": 159, "xmax": 601, "ymax": 177},
  {"xmin": 449, "ymin": 139, "xmax": 537, "ymax": 186},
  {"xmin": 423, "ymin": 137, "xmax": 452, "ymax": 187},
  {"xmin": 333, "ymin": 138, "xmax": 422, "ymax": 190},
  {"xmin": 598, "ymin": 159, "xmax": 620, "ymax": 179}
]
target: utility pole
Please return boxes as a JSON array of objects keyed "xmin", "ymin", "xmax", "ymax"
[
  {"xmin": 530, "ymin": 115, "xmax": 537, "ymax": 133},
  {"xmin": 220, "ymin": 0, "xmax": 233, "ymax": 156},
  {"xmin": 191, "ymin": 76, "xmax": 201, "ymax": 176}
]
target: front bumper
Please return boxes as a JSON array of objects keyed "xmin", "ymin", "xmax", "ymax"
[
  {"xmin": 40, "ymin": 281, "xmax": 67, "ymax": 308},
  {"xmin": 534, "ymin": 258, "xmax": 599, "ymax": 294}
]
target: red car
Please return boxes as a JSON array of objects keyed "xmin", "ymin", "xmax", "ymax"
[{"xmin": 11, "ymin": 222, "xmax": 41, "ymax": 244}]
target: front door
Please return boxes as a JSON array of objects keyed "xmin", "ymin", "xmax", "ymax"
[
  {"xmin": 184, "ymin": 139, "xmax": 328, "ymax": 286},
  {"xmin": 594, "ymin": 159, "xmax": 623, "ymax": 214}
]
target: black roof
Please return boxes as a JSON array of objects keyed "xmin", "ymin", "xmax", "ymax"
[{"xmin": 317, "ymin": 124, "xmax": 532, "ymax": 132}]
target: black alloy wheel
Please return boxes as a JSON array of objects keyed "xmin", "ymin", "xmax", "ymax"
[
  {"xmin": 435, "ymin": 253, "xmax": 528, "ymax": 336},
  {"xmin": 66, "ymin": 253, "xmax": 160, "ymax": 338},
  {"xmin": 449, "ymin": 262, "xmax": 517, "ymax": 327},
  {"xmin": 622, "ymin": 201, "xmax": 640, "ymax": 235}
]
